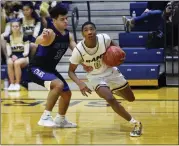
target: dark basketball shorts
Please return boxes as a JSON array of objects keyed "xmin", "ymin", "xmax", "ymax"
[{"xmin": 28, "ymin": 66, "xmax": 70, "ymax": 92}]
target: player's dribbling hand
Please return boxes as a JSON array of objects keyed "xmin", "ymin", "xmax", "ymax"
[{"xmin": 78, "ymin": 81, "xmax": 92, "ymax": 97}]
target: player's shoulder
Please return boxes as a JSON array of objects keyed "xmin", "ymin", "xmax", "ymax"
[
  {"xmin": 97, "ymin": 33, "xmax": 111, "ymax": 39},
  {"xmin": 75, "ymin": 40, "xmax": 84, "ymax": 50}
]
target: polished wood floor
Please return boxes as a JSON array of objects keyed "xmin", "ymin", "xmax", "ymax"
[{"xmin": 1, "ymin": 87, "xmax": 178, "ymax": 145}]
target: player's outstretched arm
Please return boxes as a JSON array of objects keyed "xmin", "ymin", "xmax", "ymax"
[
  {"xmin": 35, "ymin": 28, "xmax": 55, "ymax": 46},
  {"xmin": 68, "ymin": 63, "xmax": 92, "ymax": 96}
]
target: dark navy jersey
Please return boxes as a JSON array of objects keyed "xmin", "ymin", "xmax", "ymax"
[{"xmin": 30, "ymin": 23, "xmax": 70, "ymax": 72}]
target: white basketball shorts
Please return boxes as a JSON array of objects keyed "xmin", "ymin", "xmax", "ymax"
[{"xmin": 87, "ymin": 67, "xmax": 128, "ymax": 92}]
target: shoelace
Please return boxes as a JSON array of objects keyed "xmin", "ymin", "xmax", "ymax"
[
  {"xmin": 43, "ymin": 115, "xmax": 53, "ymax": 121},
  {"xmin": 60, "ymin": 118, "xmax": 73, "ymax": 125}
]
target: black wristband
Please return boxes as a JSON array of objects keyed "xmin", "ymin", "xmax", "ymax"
[{"xmin": 9, "ymin": 54, "xmax": 13, "ymax": 58}]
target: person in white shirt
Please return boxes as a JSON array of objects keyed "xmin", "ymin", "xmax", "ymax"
[{"xmin": 68, "ymin": 21, "xmax": 142, "ymax": 137}]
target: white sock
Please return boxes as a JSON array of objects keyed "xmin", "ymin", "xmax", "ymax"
[
  {"xmin": 129, "ymin": 117, "xmax": 138, "ymax": 124},
  {"xmin": 43, "ymin": 110, "xmax": 51, "ymax": 116},
  {"xmin": 57, "ymin": 113, "xmax": 65, "ymax": 119}
]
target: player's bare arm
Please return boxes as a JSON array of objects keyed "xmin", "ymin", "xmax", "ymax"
[
  {"xmin": 68, "ymin": 63, "xmax": 92, "ymax": 96},
  {"xmin": 35, "ymin": 28, "xmax": 55, "ymax": 46}
]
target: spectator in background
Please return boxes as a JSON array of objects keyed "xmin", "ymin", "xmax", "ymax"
[
  {"xmin": 2, "ymin": 2, "xmax": 42, "ymax": 43},
  {"xmin": 20, "ymin": 2, "xmax": 42, "ymax": 42},
  {"xmin": 4, "ymin": 20, "xmax": 30, "ymax": 91},
  {"xmin": 1, "ymin": 5, "xmax": 8, "ymax": 64},
  {"xmin": 163, "ymin": 1, "xmax": 179, "ymax": 54},
  {"xmin": 122, "ymin": 1, "xmax": 169, "ymax": 32}
]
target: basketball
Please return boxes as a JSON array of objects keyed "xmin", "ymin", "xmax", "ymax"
[{"xmin": 103, "ymin": 46, "xmax": 126, "ymax": 67}]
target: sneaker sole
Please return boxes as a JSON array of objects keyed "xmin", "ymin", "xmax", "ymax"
[
  {"xmin": 55, "ymin": 125, "xmax": 77, "ymax": 128},
  {"xmin": 38, "ymin": 121, "xmax": 56, "ymax": 127}
]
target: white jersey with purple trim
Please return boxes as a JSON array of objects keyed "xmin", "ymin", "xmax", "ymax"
[{"xmin": 69, "ymin": 33, "xmax": 113, "ymax": 78}]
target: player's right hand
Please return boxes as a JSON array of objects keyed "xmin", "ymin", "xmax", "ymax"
[
  {"xmin": 81, "ymin": 63, "xmax": 93, "ymax": 72},
  {"xmin": 78, "ymin": 81, "xmax": 92, "ymax": 97},
  {"xmin": 42, "ymin": 28, "xmax": 50, "ymax": 39}
]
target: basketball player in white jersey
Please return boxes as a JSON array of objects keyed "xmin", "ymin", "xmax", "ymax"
[{"xmin": 68, "ymin": 21, "xmax": 142, "ymax": 137}]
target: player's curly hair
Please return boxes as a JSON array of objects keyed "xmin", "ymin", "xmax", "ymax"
[{"xmin": 49, "ymin": 2, "xmax": 68, "ymax": 19}]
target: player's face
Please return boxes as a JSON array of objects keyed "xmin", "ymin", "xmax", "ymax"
[
  {"xmin": 54, "ymin": 14, "xmax": 68, "ymax": 30},
  {"xmin": 82, "ymin": 24, "xmax": 96, "ymax": 40},
  {"xmin": 11, "ymin": 22, "xmax": 20, "ymax": 33},
  {"xmin": 23, "ymin": 6, "xmax": 33, "ymax": 17}
]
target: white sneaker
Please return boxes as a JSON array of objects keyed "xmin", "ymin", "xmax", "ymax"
[
  {"xmin": 38, "ymin": 114, "xmax": 56, "ymax": 127},
  {"xmin": 130, "ymin": 122, "xmax": 143, "ymax": 137},
  {"xmin": 54, "ymin": 115, "xmax": 77, "ymax": 128},
  {"xmin": 14, "ymin": 83, "xmax": 21, "ymax": 91},
  {"xmin": 8, "ymin": 84, "xmax": 15, "ymax": 91}
]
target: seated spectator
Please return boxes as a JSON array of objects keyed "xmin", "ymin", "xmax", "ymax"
[
  {"xmin": 20, "ymin": 2, "xmax": 41, "ymax": 42},
  {"xmin": 4, "ymin": 20, "xmax": 30, "ymax": 91},
  {"xmin": 123, "ymin": 1, "xmax": 169, "ymax": 32}
]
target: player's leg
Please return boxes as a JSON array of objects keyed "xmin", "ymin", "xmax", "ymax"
[
  {"xmin": 53, "ymin": 71, "xmax": 77, "ymax": 128},
  {"xmin": 112, "ymin": 83, "xmax": 135, "ymax": 102},
  {"xmin": 96, "ymin": 86, "xmax": 132, "ymax": 121},
  {"xmin": 108, "ymin": 68, "xmax": 142, "ymax": 136},
  {"xmin": 28, "ymin": 67, "xmax": 64, "ymax": 127},
  {"xmin": 96, "ymin": 85, "xmax": 142, "ymax": 137}
]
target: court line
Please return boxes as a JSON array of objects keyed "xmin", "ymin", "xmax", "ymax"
[
  {"xmin": 1, "ymin": 98, "xmax": 179, "ymax": 101},
  {"xmin": 1, "ymin": 112, "xmax": 178, "ymax": 114}
]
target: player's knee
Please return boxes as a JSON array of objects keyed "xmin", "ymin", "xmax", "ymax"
[
  {"xmin": 127, "ymin": 94, "xmax": 135, "ymax": 102},
  {"xmin": 51, "ymin": 80, "xmax": 64, "ymax": 92}
]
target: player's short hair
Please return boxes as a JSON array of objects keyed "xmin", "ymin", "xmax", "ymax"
[
  {"xmin": 49, "ymin": 2, "xmax": 68, "ymax": 19},
  {"xmin": 82, "ymin": 21, "xmax": 96, "ymax": 31}
]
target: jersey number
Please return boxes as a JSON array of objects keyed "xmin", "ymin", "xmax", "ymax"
[{"xmin": 94, "ymin": 60, "xmax": 101, "ymax": 69}]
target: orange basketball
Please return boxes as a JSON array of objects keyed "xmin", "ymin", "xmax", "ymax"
[{"xmin": 103, "ymin": 46, "xmax": 126, "ymax": 67}]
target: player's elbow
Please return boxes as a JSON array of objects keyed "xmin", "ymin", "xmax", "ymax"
[{"xmin": 68, "ymin": 70, "xmax": 73, "ymax": 77}]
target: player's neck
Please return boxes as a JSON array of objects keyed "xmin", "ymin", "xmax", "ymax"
[
  {"xmin": 84, "ymin": 37, "xmax": 97, "ymax": 48},
  {"xmin": 54, "ymin": 24, "xmax": 65, "ymax": 35}
]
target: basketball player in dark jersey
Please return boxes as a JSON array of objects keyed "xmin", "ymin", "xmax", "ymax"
[{"xmin": 28, "ymin": 3, "xmax": 77, "ymax": 127}]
